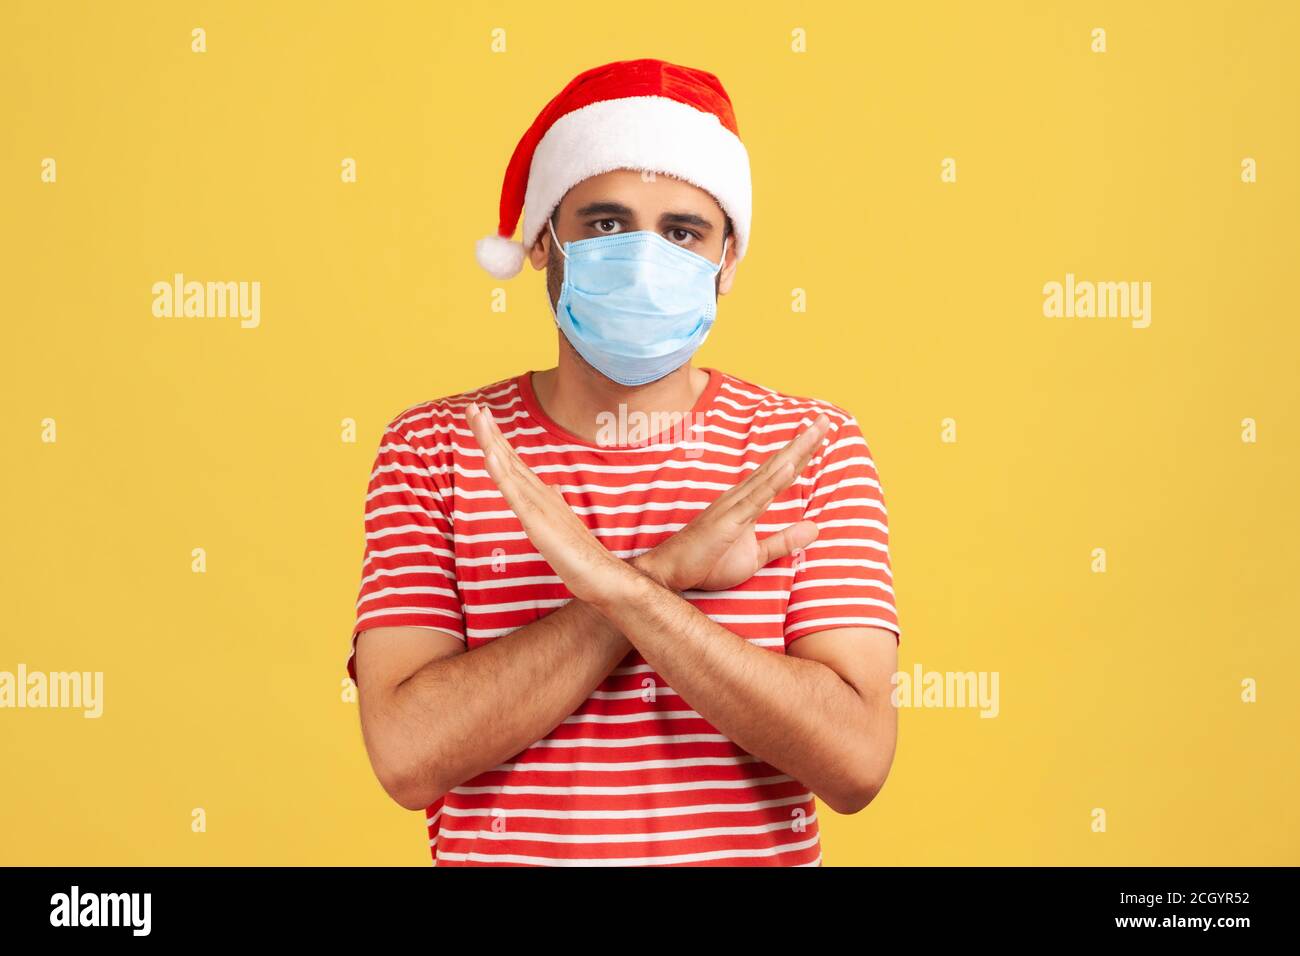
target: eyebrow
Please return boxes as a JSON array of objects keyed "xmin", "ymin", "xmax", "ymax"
[{"xmin": 573, "ymin": 201, "xmax": 715, "ymax": 231}]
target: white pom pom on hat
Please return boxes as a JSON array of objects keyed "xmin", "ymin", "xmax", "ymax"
[
  {"xmin": 476, "ymin": 57, "xmax": 752, "ymax": 279},
  {"xmin": 475, "ymin": 234, "xmax": 527, "ymax": 279}
]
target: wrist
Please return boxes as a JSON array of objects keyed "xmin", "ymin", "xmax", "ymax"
[
  {"xmin": 630, "ymin": 549, "xmax": 676, "ymax": 591},
  {"xmin": 587, "ymin": 555, "xmax": 660, "ymax": 619}
]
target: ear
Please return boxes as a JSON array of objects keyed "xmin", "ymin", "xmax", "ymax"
[
  {"xmin": 528, "ymin": 230, "xmax": 549, "ymax": 271},
  {"xmin": 717, "ymin": 242, "xmax": 740, "ymax": 295}
]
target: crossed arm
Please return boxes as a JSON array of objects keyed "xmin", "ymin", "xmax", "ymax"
[{"xmin": 354, "ymin": 405, "xmax": 898, "ymax": 815}]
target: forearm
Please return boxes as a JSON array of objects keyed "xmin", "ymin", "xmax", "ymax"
[
  {"xmin": 375, "ymin": 556, "xmax": 658, "ymax": 810},
  {"xmin": 595, "ymin": 565, "xmax": 883, "ymax": 814}
]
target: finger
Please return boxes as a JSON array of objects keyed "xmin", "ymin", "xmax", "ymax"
[
  {"xmin": 731, "ymin": 458, "xmax": 796, "ymax": 525},
  {"xmin": 468, "ymin": 402, "xmax": 539, "ymax": 504},
  {"xmin": 466, "ymin": 401, "xmax": 510, "ymax": 461},
  {"xmin": 470, "ymin": 401, "xmax": 549, "ymax": 494},
  {"xmin": 715, "ymin": 413, "xmax": 831, "ymax": 511},
  {"xmin": 720, "ymin": 414, "xmax": 831, "ymax": 522},
  {"xmin": 482, "ymin": 446, "xmax": 573, "ymax": 553},
  {"xmin": 757, "ymin": 519, "xmax": 819, "ymax": 566},
  {"xmin": 470, "ymin": 405, "xmax": 583, "ymax": 533},
  {"xmin": 470, "ymin": 405, "xmax": 535, "ymax": 506},
  {"xmin": 747, "ymin": 413, "xmax": 830, "ymax": 507},
  {"xmin": 711, "ymin": 442, "xmax": 787, "ymax": 510},
  {"xmin": 480, "ymin": 446, "xmax": 526, "ymax": 509},
  {"xmin": 469, "ymin": 406, "xmax": 541, "ymax": 508},
  {"xmin": 488, "ymin": 446, "xmax": 603, "ymax": 583},
  {"xmin": 786, "ymin": 413, "xmax": 831, "ymax": 477},
  {"xmin": 771, "ymin": 413, "xmax": 829, "ymax": 479},
  {"xmin": 465, "ymin": 401, "xmax": 500, "ymax": 463}
]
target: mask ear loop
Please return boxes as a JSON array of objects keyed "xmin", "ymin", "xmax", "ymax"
[
  {"xmin": 714, "ymin": 234, "xmax": 729, "ymax": 273},
  {"xmin": 548, "ymin": 216, "xmax": 569, "ymax": 260},
  {"xmin": 544, "ymin": 215, "xmax": 570, "ymax": 322}
]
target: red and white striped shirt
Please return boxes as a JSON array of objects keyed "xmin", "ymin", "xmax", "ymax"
[{"xmin": 348, "ymin": 367, "xmax": 900, "ymax": 866}]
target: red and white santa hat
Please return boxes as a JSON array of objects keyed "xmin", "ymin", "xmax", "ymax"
[{"xmin": 475, "ymin": 57, "xmax": 752, "ymax": 279}]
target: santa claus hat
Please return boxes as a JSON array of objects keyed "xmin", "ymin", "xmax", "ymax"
[{"xmin": 475, "ymin": 57, "xmax": 752, "ymax": 279}]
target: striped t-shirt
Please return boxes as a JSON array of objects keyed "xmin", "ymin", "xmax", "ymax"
[{"xmin": 348, "ymin": 366, "xmax": 900, "ymax": 866}]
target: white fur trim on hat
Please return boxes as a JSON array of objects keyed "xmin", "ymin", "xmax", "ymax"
[
  {"xmin": 520, "ymin": 95, "xmax": 752, "ymax": 260},
  {"xmin": 475, "ymin": 234, "xmax": 527, "ymax": 279}
]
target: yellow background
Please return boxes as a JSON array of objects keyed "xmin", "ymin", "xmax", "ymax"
[{"xmin": 2, "ymin": 1, "xmax": 1296, "ymax": 865}]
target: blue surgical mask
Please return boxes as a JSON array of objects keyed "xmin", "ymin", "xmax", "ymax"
[{"xmin": 546, "ymin": 216, "xmax": 729, "ymax": 387}]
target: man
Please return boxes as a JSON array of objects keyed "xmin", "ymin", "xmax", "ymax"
[{"xmin": 347, "ymin": 58, "xmax": 900, "ymax": 866}]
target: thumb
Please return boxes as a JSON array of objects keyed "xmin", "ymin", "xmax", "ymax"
[{"xmin": 758, "ymin": 520, "xmax": 819, "ymax": 566}]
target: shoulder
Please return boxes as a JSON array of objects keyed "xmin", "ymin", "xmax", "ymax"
[
  {"xmin": 714, "ymin": 369, "xmax": 860, "ymax": 431},
  {"xmin": 712, "ymin": 370, "xmax": 880, "ymax": 480},
  {"xmin": 380, "ymin": 374, "xmax": 521, "ymax": 444}
]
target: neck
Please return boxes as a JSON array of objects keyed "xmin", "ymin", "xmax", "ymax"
[{"xmin": 530, "ymin": 334, "xmax": 711, "ymax": 443}]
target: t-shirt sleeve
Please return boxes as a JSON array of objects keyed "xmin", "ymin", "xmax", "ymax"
[
  {"xmin": 783, "ymin": 412, "xmax": 900, "ymax": 647},
  {"xmin": 347, "ymin": 421, "xmax": 465, "ymax": 684}
]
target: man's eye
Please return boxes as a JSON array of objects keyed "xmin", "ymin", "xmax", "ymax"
[
  {"xmin": 668, "ymin": 228, "xmax": 693, "ymax": 244},
  {"xmin": 595, "ymin": 219, "xmax": 619, "ymax": 233}
]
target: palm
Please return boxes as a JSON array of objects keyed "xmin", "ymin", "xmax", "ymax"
[{"xmin": 692, "ymin": 529, "xmax": 765, "ymax": 591}]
